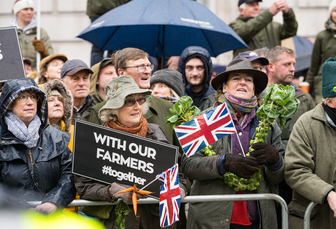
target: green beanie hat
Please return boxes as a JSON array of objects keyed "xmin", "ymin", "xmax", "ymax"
[{"xmin": 322, "ymin": 57, "xmax": 336, "ymax": 98}]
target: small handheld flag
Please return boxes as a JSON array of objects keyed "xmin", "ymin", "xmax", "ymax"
[
  {"xmin": 174, "ymin": 103, "xmax": 235, "ymax": 157},
  {"xmin": 157, "ymin": 164, "xmax": 181, "ymax": 228}
]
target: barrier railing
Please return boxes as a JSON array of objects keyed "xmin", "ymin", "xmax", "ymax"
[
  {"xmin": 29, "ymin": 194, "xmax": 288, "ymax": 229},
  {"xmin": 304, "ymin": 202, "xmax": 318, "ymax": 229}
]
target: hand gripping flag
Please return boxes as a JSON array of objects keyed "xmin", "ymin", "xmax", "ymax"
[
  {"xmin": 157, "ymin": 164, "xmax": 181, "ymax": 228},
  {"xmin": 174, "ymin": 102, "xmax": 235, "ymax": 157}
]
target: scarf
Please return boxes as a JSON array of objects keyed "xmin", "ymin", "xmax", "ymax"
[
  {"xmin": 104, "ymin": 116, "xmax": 148, "ymax": 137},
  {"xmin": 218, "ymin": 93, "xmax": 258, "ymax": 127},
  {"xmin": 5, "ymin": 112, "xmax": 41, "ymax": 148},
  {"xmin": 50, "ymin": 119, "xmax": 66, "ymax": 132},
  {"xmin": 326, "ymin": 17, "xmax": 336, "ymax": 31},
  {"xmin": 323, "ymin": 103, "xmax": 336, "ymax": 126}
]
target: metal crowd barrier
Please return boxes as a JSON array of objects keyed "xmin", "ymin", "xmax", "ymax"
[
  {"xmin": 29, "ymin": 194, "xmax": 288, "ymax": 229},
  {"xmin": 304, "ymin": 202, "xmax": 318, "ymax": 229}
]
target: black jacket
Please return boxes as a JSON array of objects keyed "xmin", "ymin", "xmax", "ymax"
[
  {"xmin": 178, "ymin": 46, "xmax": 216, "ymax": 107},
  {"xmin": 0, "ymin": 78, "xmax": 75, "ymax": 208}
]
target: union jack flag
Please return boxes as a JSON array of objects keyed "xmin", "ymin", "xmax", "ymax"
[
  {"xmin": 175, "ymin": 103, "xmax": 235, "ymax": 157},
  {"xmin": 157, "ymin": 164, "xmax": 181, "ymax": 228}
]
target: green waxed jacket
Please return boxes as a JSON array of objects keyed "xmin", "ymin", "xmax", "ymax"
[
  {"xmin": 17, "ymin": 27, "xmax": 54, "ymax": 71},
  {"xmin": 305, "ymin": 20, "xmax": 336, "ymax": 104},
  {"xmin": 181, "ymin": 109, "xmax": 284, "ymax": 229},
  {"xmin": 229, "ymin": 9, "xmax": 298, "ymax": 57},
  {"xmin": 285, "ymin": 103, "xmax": 336, "ymax": 228},
  {"xmin": 86, "ymin": 0, "xmax": 131, "ymax": 17}
]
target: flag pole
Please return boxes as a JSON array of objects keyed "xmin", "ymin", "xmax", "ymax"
[
  {"xmin": 225, "ymin": 102, "xmax": 246, "ymax": 157},
  {"xmin": 140, "ymin": 177, "xmax": 159, "ymax": 190}
]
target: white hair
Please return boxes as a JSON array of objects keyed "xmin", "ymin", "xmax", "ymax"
[{"xmin": 239, "ymin": 3, "xmax": 246, "ymax": 10}]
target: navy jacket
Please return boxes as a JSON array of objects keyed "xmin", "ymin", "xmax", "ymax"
[
  {"xmin": 0, "ymin": 78, "xmax": 75, "ymax": 207},
  {"xmin": 178, "ymin": 46, "xmax": 216, "ymax": 107}
]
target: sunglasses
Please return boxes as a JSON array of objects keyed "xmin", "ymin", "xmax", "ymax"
[{"xmin": 124, "ymin": 97, "xmax": 146, "ymax": 107}]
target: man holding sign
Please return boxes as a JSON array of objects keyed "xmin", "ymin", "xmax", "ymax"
[
  {"xmin": 75, "ymin": 76, "xmax": 187, "ymax": 229},
  {"xmin": 181, "ymin": 58, "xmax": 284, "ymax": 229}
]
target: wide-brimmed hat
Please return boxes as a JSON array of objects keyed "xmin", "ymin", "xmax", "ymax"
[
  {"xmin": 211, "ymin": 58, "xmax": 268, "ymax": 95},
  {"xmin": 39, "ymin": 54, "xmax": 68, "ymax": 72},
  {"xmin": 99, "ymin": 76, "xmax": 152, "ymax": 114}
]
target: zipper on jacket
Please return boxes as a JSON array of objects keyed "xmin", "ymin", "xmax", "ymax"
[{"xmin": 28, "ymin": 149, "xmax": 34, "ymax": 165}]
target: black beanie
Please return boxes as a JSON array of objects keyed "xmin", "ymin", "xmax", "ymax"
[{"xmin": 150, "ymin": 69, "xmax": 185, "ymax": 97}]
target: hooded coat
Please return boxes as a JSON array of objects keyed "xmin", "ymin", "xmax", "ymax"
[
  {"xmin": 0, "ymin": 78, "xmax": 75, "ymax": 208},
  {"xmin": 305, "ymin": 18, "xmax": 336, "ymax": 104},
  {"xmin": 178, "ymin": 46, "xmax": 216, "ymax": 108},
  {"xmin": 89, "ymin": 59, "xmax": 113, "ymax": 104},
  {"xmin": 41, "ymin": 79, "xmax": 73, "ymax": 132}
]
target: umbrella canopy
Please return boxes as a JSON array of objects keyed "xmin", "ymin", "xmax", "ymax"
[{"xmin": 77, "ymin": 0, "xmax": 247, "ymax": 59}]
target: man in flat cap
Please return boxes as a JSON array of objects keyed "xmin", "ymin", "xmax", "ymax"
[
  {"xmin": 229, "ymin": 0, "xmax": 298, "ymax": 57},
  {"xmin": 61, "ymin": 59, "xmax": 96, "ymax": 124}
]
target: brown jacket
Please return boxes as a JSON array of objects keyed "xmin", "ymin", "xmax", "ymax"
[{"xmin": 75, "ymin": 123, "xmax": 187, "ymax": 229}]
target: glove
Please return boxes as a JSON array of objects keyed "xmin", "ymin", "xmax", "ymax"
[
  {"xmin": 223, "ymin": 154, "xmax": 259, "ymax": 179},
  {"xmin": 32, "ymin": 39, "xmax": 49, "ymax": 56},
  {"xmin": 110, "ymin": 182, "xmax": 146, "ymax": 204},
  {"xmin": 249, "ymin": 143, "xmax": 279, "ymax": 166},
  {"xmin": 179, "ymin": 188, "xmax": 186, "ymax": 201}
]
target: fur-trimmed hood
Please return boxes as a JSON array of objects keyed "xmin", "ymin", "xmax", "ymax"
[{"xmin": 41, "ymin": 79, "xmax": 73, "ymax": 132}]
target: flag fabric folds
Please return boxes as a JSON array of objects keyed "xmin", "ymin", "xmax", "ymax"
[
  {"xmin": 174, "ymin": 102, "xmax": 235, "ymax": 157},
  {"xmin": 157, "ymin": 164, "xmax": 181, "ymax": 228}
]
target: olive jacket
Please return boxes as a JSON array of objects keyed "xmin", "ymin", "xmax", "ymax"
[
  {"xmin": 285, "ymin": 103, "xmax": 336, "ymax": 228},
  {"xmin": 0, "ymin": 78, "xmax": 75, "ymax": 208},
  {"xmin": 72, "ymin": 95, "xmax": 97, "ymax": 125},
  {"xmin": 75, "ymin": 123, "xmax": 188, "ymax": 229},
  {"xmin": 229, "ymin": 9, "xmax": 298, "ymax": 57},
  {"xmin": 280, "ymin": 85, "xmax": 315, "ymax": 149},
  {"xmin": 181, "ymin": 107, "xmax": 284, "ymax": 229},
  {"xmin": 86, "ymin": 0, "xmax": 131, "ymax": 17},
  {"xmin": 11, "ymin": 17, "xmax": 54, "ymax": 71},
  {"xmin": 305, "ymin": 19, "xmax": 336, "ymax": 104}
]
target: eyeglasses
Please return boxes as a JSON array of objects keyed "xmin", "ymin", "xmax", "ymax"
[
  {"xmin": 124, "ymin": 97, "xmax": 146, "ymax": 106},
  {"xmin": 17, "ymin": 94, "xmax": 38, "ymax": 103},
  {"xmin": 125, "ymin": 64, "xmax": 154, "ymax": 73}
]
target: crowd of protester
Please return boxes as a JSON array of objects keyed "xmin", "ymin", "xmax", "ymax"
[{"xmin": 2, "ymin": 0, "xmax": 336, "ymax": 228}]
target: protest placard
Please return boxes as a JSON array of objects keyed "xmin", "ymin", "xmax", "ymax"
[
  {"xmin": 0, "ymin": 27, "xmax": 26, "ymax": 82},
  {"xmin": 72, "ymin": 120, "xmax": 178, "ymax": 198}
]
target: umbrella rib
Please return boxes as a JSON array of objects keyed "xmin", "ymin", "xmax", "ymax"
[{"xmin": 199, "ymin": 29, "xmax": 216, "ymax": 57}]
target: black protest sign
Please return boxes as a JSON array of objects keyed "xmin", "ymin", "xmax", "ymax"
[
  {"xmin": 72, "ymin": 120, "xmax": 178, "ymax": 198},
  {"xmin": 0, "ymin": 27, "xmax": 26, "ymax": 82}
]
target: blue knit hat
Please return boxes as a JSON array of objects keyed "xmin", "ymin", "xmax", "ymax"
[{"xmin": 322, "ymin": 57, "xmax": 336, "ymax": 98}]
